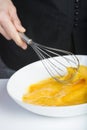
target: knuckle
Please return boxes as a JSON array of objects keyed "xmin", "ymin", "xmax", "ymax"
[
  {"xmin": 6, "ymin": 36, "xmax": 11, "ymax": 40},
  {"xmin": 0, "ymin": 11, "xmax": 7, "ymax": 23},
  {"xmin": 12, "ymin": 7, "xmax": 17, "ymax": 14}
]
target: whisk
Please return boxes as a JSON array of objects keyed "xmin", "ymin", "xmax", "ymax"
[{"xmin": 19, "ymin": 32, "xmax": 80, "ymax": 83}]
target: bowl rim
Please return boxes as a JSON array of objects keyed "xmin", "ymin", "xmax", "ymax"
[{"xmin": 7, "ymin": 55, "xmax": 87, "ymax": 109}]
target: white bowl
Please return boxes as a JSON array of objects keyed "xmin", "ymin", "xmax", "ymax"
[{"xmin": 7, "ymin": 55, "xmax": 87, "ymax": 117}]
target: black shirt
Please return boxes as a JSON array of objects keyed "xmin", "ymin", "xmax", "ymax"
[{"xmin": 0, "ymin": 0, "xmax": 87, "ymax": 70}]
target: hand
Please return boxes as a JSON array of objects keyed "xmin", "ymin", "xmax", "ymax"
[{"xmin": 0, "ymin": 0, "xmax": 27, "ymax": 49}]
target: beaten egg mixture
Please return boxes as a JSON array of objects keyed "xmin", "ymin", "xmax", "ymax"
[{"xmin": 22, "ymin": 65, "xmax": 87, "ymax": 106}]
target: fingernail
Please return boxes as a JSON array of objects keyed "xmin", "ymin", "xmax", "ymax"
[
  {"xmin": 18, "ymin": 23, "xmax": 26, "ymax": 32},
  {"xmin": 21, "ymin": 27, "xmax": 26, "ymax": 32},
  {"xmin": 22, "ymin": 44, "xmax": 27, "ymax": 50}
]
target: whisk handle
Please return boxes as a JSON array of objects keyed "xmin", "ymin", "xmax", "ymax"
[{"xmin": 19, "ymin": 32, "xmax": 32, "ymax": 45}]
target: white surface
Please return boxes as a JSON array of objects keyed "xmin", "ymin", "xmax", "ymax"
[
  {"xmin": 7, "ymin": 55, "xmax": 87, "ymax": 117},
  {"xmin": 0, "ymin": 79, "xmax": 87, "ymax": 130}
]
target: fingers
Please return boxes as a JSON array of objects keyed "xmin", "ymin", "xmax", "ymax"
[
  {"xmin": 0, "ymin": 0, "xmax": 27, "ymax": 49},
  {"xmin": 13, "ymin": 19, "xmax": 26, "ymax": 33},
  {"xmin": 0, "ymin": 11, "xmax": 27, "ymax": 49},
  {"xmin": 0, "ymin": 14, "xmax": 27, "ymax": 49},
  {"xmin": 0, "ymin": 25, "xmax": 11, "ymax": 40},
  {"xmin": 9, "ymin": 6, "xmax": 26, "ymax": 32}
]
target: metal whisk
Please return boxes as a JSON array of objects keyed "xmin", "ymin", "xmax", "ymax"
[{"xmin": 19, "ymin": 32, "xmax": 79, "ymax": 83}]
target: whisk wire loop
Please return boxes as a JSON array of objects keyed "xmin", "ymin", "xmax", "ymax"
[{"xmin": 19, "ymin": 33, "xmax": 80, "ymax": 83}]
